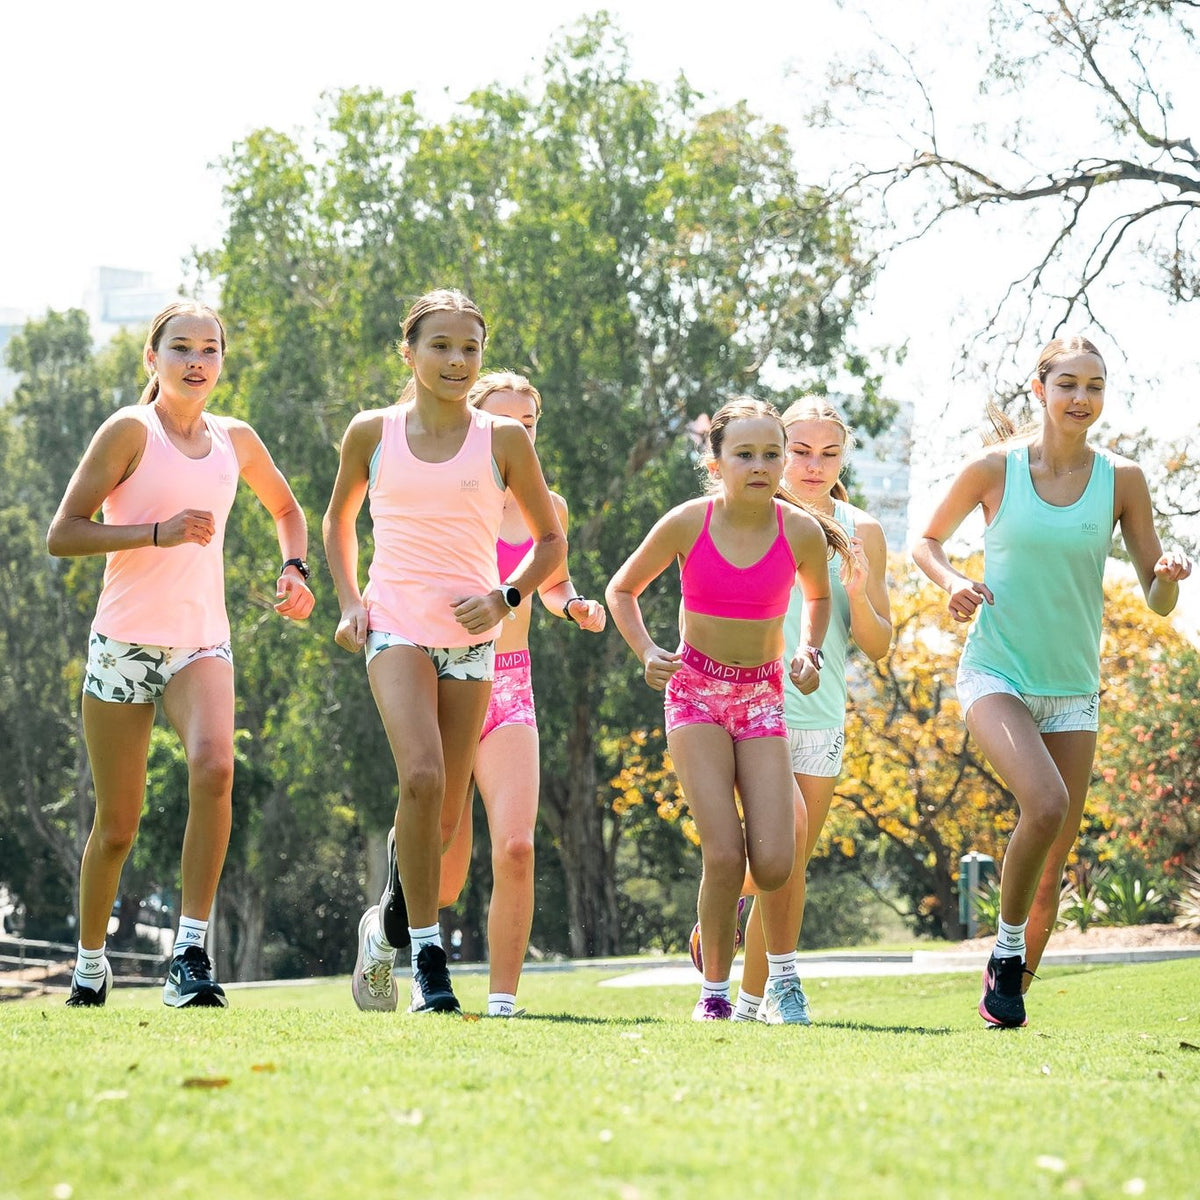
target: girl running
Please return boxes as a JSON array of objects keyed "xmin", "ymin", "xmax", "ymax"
[
  {"xmin": 606, "ymin": 397, "xmax": 851, "ymax": 1020},
  {"xmin": 913, "ymin": 335, "xmax": 1192, "ymax": 1028},
  {"xmin": 324, "ymin": 291, "xmax": 566, "ymax": 1017},
  {"xmin": 731, "ymin": 399, "xmax": 892, "ymax": 1024},
  {"xmin": 48, "ymin": 300, "xmax": 315, "ymax": 1009},
  {"xmin": 437, "ymin": 372, "xmax": 606, "ymax": 1018}
]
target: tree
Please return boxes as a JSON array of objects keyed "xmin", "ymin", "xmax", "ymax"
[
  {"xmin": 200, "ymin": 15, "xmax": 882, "ymax": 957},
  {"xmin": 812, "ymin": 0, "xmax": 1198, "ymax": 388}
]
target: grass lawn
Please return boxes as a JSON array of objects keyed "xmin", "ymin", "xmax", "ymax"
[{"xmin": 3, "ymin": 958, "xmax": 1199, "ymax": 1199}]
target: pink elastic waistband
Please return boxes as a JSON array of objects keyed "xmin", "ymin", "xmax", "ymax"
[
  {"xmin": 680, "ymin": 643, "xmax": 782, "ymax": 684},
  {"xmin": 495, "ymin": 649, "xmax": 531, "ymax": 672}
]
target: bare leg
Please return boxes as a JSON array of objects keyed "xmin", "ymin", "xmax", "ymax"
[
  {"xmin": 668, "ymin": 724, "xmax": 742, "ymax": 985},
  {"xmin": 474, "ymin": 724, "xmax": 540, "ymax": 995},
  {"xmin": 1023, "ymin": 730, "xmax": 1097, "ymax": 989},
  {"xmin": 368, "ymin": 648, "xmax": 490, "ymax": 928},
  {"xmin": 79, "ymin": 695, "xmax": 156, "ymax": 947},
  {"xmin": 965, "ymin": 694, "xmax": 1071, "ymax": 927},
  {"xmin": 742, "ymin": 772, "xmax": 835, "ymax": 998},
  {"xmin": 737, "ymin": 737, "xmax": 798, "ymax": 956},
  {"xmin": 162, "ymin": 657, "xmax": 236, "ymax": 922}
]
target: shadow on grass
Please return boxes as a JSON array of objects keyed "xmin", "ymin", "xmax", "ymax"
[
  {"xmin": 819, "ymin": 1020, "xmax": 953, "ymax": 1035},
  {"xmin": 509, "ymin": 1013, "xmax": 671, "ymax": 1026}
]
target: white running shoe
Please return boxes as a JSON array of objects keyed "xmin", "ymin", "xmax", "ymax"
[{"xmin": 352, "ymin": 904, "xmax": 397, "ymax": 1013}]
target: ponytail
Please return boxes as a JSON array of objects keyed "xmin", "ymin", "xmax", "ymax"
[{"xmin": 776, "ymin": 483, "xmax": 852, "ymax": 561}]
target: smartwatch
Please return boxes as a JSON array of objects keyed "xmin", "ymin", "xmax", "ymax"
[
  {"xmin": 500, "ymin": 584, "xmax": 522, "ymax": 610},
  {"xmin": 564, "ymin": 596, "xmax": 587, "ymax": 625},
  {"xmin": 282, "ymin": 558, "xmax": 311, "ymax": 581},
  {"xmin": 805, "ymin": 645, "xmax": 825, "ymax": 671}
]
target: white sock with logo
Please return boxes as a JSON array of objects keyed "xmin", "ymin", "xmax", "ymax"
[
  {"xmin": 766, "ymin": 951, "xmax": 798, "ymax": 982},
  {"xmin": 173, "ymin": 917, "xmax": 208, "ymax": 957},
  {"xmin": 73, "ymin": 943, "xmax": 108, "ymax": 992},
  {"xmin": 994, "ymin": 917, "xmax": 1027, "ymax": 961},
  {"xmin": 488, "ymin": 992, "xmax": 519, "ymax": 1017},
  {"xmin": 700, "ymin": 978, "xmax": 731, "ymax": 1002},
  {"xmin": 409, "ymin": 924, "xmax": 442, "ymax": 971},
  {"xmin": 734, "ymin": 990, "xmax": 763, "ymax": 1020}
]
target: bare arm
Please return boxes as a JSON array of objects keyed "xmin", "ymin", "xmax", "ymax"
[
  {"xmin": 322, "ymin": 412, "xmax": 379, "ymax": 652},
  {"xmin": 845, "ymin": 513, "xmax": 892, "ymax": 662},
  {"xmin": 229, "ymin": 421, "xmax": 314, "ymax": 621},
  {"xmin": 1114, "ymin": 458, "xmax": 1192, "ymax": 616},
  {"xmin": 784, "ymin": 508, "xmax": 832, "ymax": 694},
  {"xmin": 605, "ymin": 507, "xmax": 691, "ymax": 690},
  {"xmin": 536, "ymin": 494, "xmax": 606, "ymax": 632},
  {"xmin": 911, "ymin": 454, "xmax": 1000, "ymax": 624}
]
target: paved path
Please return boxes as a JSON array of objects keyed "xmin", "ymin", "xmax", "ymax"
[{"xmin": 598, "ymin": 945, "xmax": 1200, "ymax": 988}]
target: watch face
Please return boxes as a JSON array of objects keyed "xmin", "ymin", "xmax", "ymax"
[{"xmin": 502, "ymin": 585, "xmax": 521, "ymax": 609}]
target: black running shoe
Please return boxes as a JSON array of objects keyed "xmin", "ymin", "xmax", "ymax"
[
  {"xmin": 163, "ymin": 945, "xmax": 228, "ymax": 1009},
  {"xmin": 979, "ymin": 953, "xmax": 1027, "ymax": 1028},
  {"xmin": 379, "ymin": 825, "xmax": 410, "ymax": 950},
  {"xmin": 408, "ymin": 944, "xmax": 460, "ymax": 1014},
  {"xmin": 66, "ymin": 959, "xmax": 113, "ymax": 1007}
]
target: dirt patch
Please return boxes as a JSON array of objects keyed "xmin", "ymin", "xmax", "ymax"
[{"xmin": 957, "ymin": 923, "xmax": 1200, "ymax": 954}]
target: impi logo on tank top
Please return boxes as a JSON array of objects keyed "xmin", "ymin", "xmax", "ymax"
[
  {"xmin": 461, "ymin": 478, "xmax": 480, "ymax": 491},
  {"xmin": 1080, "ymin": 521, "xmax": 1100, "ymax": 535}
]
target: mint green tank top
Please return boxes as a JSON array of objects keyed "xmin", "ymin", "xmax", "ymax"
[
  {"xmin": 783, "ymin": 499, "xmax": 853, "ymax": 730},
  {"xmin": 960, "ymin": 444, "xmax": 1115, "ymax": 695}
]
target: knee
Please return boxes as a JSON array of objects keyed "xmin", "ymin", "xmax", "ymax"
[
  {"xmin": 92, "ymin": 821, "xmax": 138, "ymax": 860},
  {"xmin": 494, "ymin": 831, "xmax": 535, "ymax": 878},
  {"xmin": 1020, "ymin": 785, "xmax": 1070, "ymax": 842},
  {"xmin": 701, "ymin": 845, "xmax": 748, "ymax": 896},
  {"xmin": 399, "ymin": 761, "xmax": 445, "ymax": 809},
  {"xmin": 188, "ymin": 742, "xmax": 234, "ymax": 797},
  {"xmin": 749, "ymin": 849, "xmax": 794, "ymax": 894}
]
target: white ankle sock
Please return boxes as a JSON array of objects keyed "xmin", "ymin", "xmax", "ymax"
[
  {"xmin": 734, "ymin": 990, "xmax": 763, "ymax": 1020},
  {"xmin": 700, "ymin": 978, "xmax": 731, "ymax": 1002},
  {"xmin": 173, "ymin": 917, "xmax": 207, "ymax": 957},
  {"xmin": 488, "ymin": 992, "xmax": 519, "ymax": 1016},
  {"xmin": 408, "ymin": 923, "xmax": 441, "ymax": 969},
  {"xmin": 994, "ymin": 917, "xmax": 1027, "ymax": 960},
  {"xmin": 73, "ymin": 944, "xmax": 107, "ymax": 990},
  {"xmin": 766, "ymin": 951, "xmax": 798, "ymax": 981}
]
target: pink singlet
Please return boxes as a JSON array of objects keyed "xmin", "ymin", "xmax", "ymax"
[
  {"xmin": 679, "ymin": 501, "xmax": 797, "ymax": 621},
  {"xmin": 92, "ymin": 406, "xmax": 239, "ymax": 647},
  {"xmin": 497, "ymin": 535, "xmax": 534, "ymax": 584},
  {"xmin": 364, "ymin": 405, "xmax": 506, "ymax": 647}
]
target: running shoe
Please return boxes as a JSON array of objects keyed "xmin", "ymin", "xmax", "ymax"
[
  {"xmin": 352, "ymin": 904, "xmax": 397, "ymax": 1013},
  {"xmin": 691, "ymin": 995, "xmax": 733, "ymax": 1021},
  {"xmin": 979, "ymin": 953, "xmax": 1027, "ymax": 1028},
  {"xmin": 761, "ymin": 976, "xmax": 813, "ymax": 1025},
  {"xmin": 409, "ymin": 944, "xmax": 461, "ymax": 1014},
  {"xmin": 688, "ymin": 897, "xmax": 748, "ymax": 973},
  {"xmin": 379, "ymin": 825, "xmax": 411, "ymax": 951},
  {"xmin": 163, "ymin": 945, "xmax": 227, "ymax": 1008},
  {"xmin": 65, "ymin": 959, "xmax": 113, "ymax": 1008}
]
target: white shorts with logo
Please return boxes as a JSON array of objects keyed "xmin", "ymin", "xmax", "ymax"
[
  {"xmin": 956, "ymin": 668, "xmax": 1099, "ymax": 734},
  {"xmin": 787, "ymin": 726, "xmax": 845, "ymax": 778},
  {"xmin": 365, "ymin": 631, "xmax": 494, "ymax": 681},
  {"xmin": 83, "ymin": 631, "xmax": 233, "ymax": 704}
]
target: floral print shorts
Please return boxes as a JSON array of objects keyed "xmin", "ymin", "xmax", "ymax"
[
  {"xmin": 365, "ymin": 631, "xmax": 495, "ymax": 681},
  {"xmin": 480, "ymin": 650, "xmax": 537, "ymax": 742},
  {"xmin": 83, "ymin": 631, "xmax": 233, "ymax": 704}
]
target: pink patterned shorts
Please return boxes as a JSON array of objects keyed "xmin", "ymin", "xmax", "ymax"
[
  {"xmin": 664, "ymin": 645, "xmax": 786, "ymax": 742},
  {"xmin": 480, "ymin": 650, "xmax": 537, "ymax": 742}
]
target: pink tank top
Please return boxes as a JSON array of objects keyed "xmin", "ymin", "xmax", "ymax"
[
  {"xmin": 364, "ymin": 405, "xmax": 506, "ymax": 646},
  {"xmin": 680, "ymin": 501, "xmax": 797, "ymax": 621},
  {"xmin": 497, "ymin": 535, "xmax": 534, "ymax": 583},
  {"xmin": 92, "ymin": 406, "xmax": 240, "ymax": 646}
]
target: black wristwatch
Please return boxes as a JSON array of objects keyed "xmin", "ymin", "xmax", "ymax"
[
  {"xmin": 805, "ymin": 645, "xmax": 825, "ymax": 671},
  {"xmin": 564, "ymin": 596, "xmax": 587, "ymax": 625},
  {"xmin": 500, "ymin": 584, "xmax": 521, "ymax": 610},
  {"xmin": 281, "ymin": 557, "xmax": 311, "ymax": 581}
]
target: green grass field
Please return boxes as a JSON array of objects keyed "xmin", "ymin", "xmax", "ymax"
[{"xmin": 4, "ymin": 959, "xmax": 1199, "ymax": 1200}]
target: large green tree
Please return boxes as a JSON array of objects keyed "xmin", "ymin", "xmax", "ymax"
[{"xmin": 201, "ymin": 16, "xmax": 880, "ymax": 956}]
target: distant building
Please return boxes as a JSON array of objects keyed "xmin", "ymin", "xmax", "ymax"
[
  {"xmin": 84, "ymin": 267, "xmax": 179, "ymax": 341},
  {"xmin": 846, "ymin": 398, "xmax": 913, "ymax": 551}
]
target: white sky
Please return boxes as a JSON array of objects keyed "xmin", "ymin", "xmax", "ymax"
[{"xmin": 3, "ymin": 3, "xmax": 1197, "ymax": 482}]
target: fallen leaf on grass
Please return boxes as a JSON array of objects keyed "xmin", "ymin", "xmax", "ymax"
[
  {"xmin": 95, "ymin": 1090, "xmax": 128, "ymax": 1103},
  {"xmin": 126, "ymin": 1063, "xmax": 138, "ymax": 1072},
  {"xmin": 182, "ymin": 1077, "xmax": 231, "ymax": 1089},
  {"xmin": 138, "ymin": 1021, "xmax": 148, "ymax": 1028},
  {"xmin": 251, "ymin": 1063, "xmax": 276, "ymax": 1073},
  {"xmin": 1035, "ymin": 1156, "xmax": 1066, "ymax": 1173},
  {"xmin": 460, "ymin": 1013, "xmax": 481, "ymax": 1023},
  {"xmin": 392, "ymin": 1109, "xmax": 424, "ymax": 1126}
]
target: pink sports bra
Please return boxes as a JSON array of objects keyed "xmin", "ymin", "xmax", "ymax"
[
  {"xmin": 497, "ymin": 535, "xmax": 534, "ymax": 584},
  {"xmin": 680, "ymin": 501, "xmax": 797, "ymax": 621}
]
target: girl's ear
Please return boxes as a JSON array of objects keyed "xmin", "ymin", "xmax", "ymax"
[
  {"xmin": 1030, "ymin": 376, "xmax": 1045, "ymax": 405},
  {"xmin": 400, "ymin": 342, "xmax": 413, "ymax": 368}
]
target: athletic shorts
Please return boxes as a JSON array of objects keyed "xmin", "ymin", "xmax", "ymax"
[
  {"xmin": 955, "ymin": 668, "xmax": 1100, "ymax": 734},
  {"xmin": 83, "ymin": 631, "xmax": 233, "ymax": 704},
  {"xmin": 664, "ymin": 646, "xmax": 786, "ymax": 742},
  {"xmin": 365, "ymin": 630, "xmax": 494, "ymax": 681},
  {"xmin": 480, "ymin": 650, "xmax": 537, "ymax": 742},
  {"xmin": 787, "ymin": 726, "xmax": 845, "ymax": 777}
]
